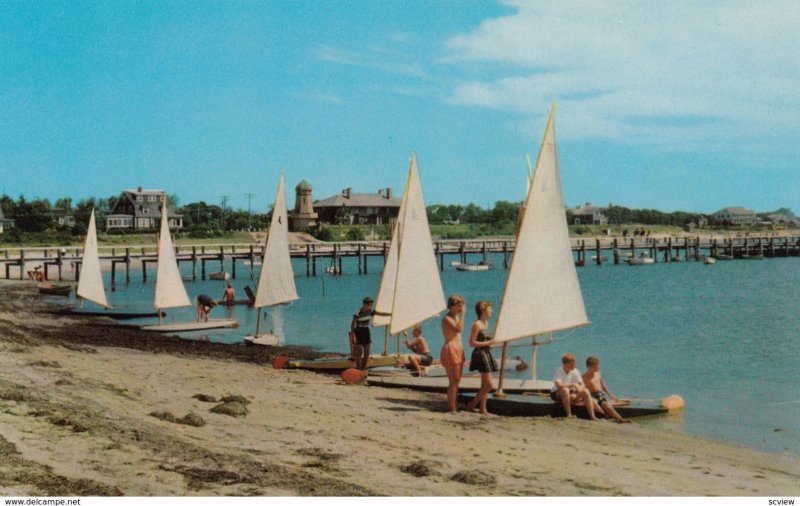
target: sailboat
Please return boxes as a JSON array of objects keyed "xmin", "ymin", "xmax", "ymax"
[
  {"xmin": 374, "ymin": 152, "xmax": 446, "ymax": 347},
  {"xmin": 76, "ymin": 209, "xmax": 110, "ymax": 309},
  {"xmin": 286, "ymin": 153, "xmax": 443, "ymax": 371},
  {"xmin": 370, "ymin": 109, "xmax": 562, "ymax": 393},
  {"xmin": 141, "ymin": 198, "xmax": 238, "ymax": 332},
  {"xmin": 489, "ymin": 104, "xmax": 587, "ymax": 394},
  {"xmin": 244, "ymin": 174, "xmax": 298, "ymax": 346},
  {"xmin": 463, "ymin": 105, "xmax": 681, "ymax": 416},
  {"xmin": 68, "ymin": 209, "xmax": 162, "ymax": 319}
]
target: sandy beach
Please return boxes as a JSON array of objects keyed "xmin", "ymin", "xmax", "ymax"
[{"xmin": 0, "ymin": 280, "xmax": 798, "ymax": 497}]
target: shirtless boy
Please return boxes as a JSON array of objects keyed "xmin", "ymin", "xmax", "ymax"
[{"xmin": 582, "ymin": 356, "xmax": 631, "ymax": 424}]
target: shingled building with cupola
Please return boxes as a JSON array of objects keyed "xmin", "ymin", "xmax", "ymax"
[
  {"xmin": 105, "ymin": 187, "xmax": 183, "ymax": 231},
  {"xmin": 308, "ymin": 187, "xmax": 401, "ymax": 227}
]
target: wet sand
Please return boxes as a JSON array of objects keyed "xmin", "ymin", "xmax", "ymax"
[{"xmin": 0, "ymin": 281, "xmax": 798, "ymax": 496}]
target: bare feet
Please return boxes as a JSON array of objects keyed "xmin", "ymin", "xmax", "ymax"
[{"xmin": 617, "ymin": 418, "xmax": 632, "ymax": 424}]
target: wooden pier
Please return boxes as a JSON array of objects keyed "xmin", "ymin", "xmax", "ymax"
[{"xmin": 2, "ymin": 235, "xmax": 799, "ymax": 283}]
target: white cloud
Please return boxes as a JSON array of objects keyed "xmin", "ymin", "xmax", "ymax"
[
  {"xmin": 443, "ymin": 1, "xmax": 800, "ymax": 150},
  {"xmin": 314, "ymin": 45, "xmax": 428, "ymax": 78}
]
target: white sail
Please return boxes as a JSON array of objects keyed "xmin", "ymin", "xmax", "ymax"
[
  {"xmin": 254, "ymin": 174, "xmax": 299, "ymax": 308},
  {"xmin": 372, "ymin": 174, "xmax": 411, "ymax": 328},
  {"xmin": 154, "ymin": 198, "xmax": 191, "ymax": 310},
  {"xmin": 388, "ymin": 153, "xmax": 446, "ymax": 335},
  {"xmin": 492, "ymin": 105, "xmax": 588, "ymax": 344},
  {"xmin": 76, "ymin": 209, "xmax": 110, "ymax": 308}
]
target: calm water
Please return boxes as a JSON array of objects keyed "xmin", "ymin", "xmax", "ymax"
[{"xmin": 74, "ymin": 254, "xmax": 800, "ymax": 455}]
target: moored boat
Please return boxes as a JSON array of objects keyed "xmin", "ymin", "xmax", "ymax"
[
  {"xmin": 625, "ymin": 252, "xmax": 655, "ymax": 265},
  {"xmin": 243, "ymin": 174, "xmax": 298, "ymax": 346},
  {"xmin": 450, "ymin": 261, "xmax": 491, "ymax": 272}
]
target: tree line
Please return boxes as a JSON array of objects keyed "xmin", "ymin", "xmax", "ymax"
[
  {"xmin": 427, "ymin": 202, "xmax": 713, "ymax": 228},
  {"xmin": 1, "ymin": 192, "xmax": 794, "ymax": 241},
  {"xmin": 0, "ymin": 194, "xmax": 269, "ymax": 240}
]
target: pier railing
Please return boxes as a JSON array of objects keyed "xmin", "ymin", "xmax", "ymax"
[{"xmin": 2, "ymin": 235, "xmax": 798, "ymax": 282}]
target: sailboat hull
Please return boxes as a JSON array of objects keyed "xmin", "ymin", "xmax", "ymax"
[
  {"xmin": 367, "ymin": 374, "xmax": 552, "ymax": 393},
  {"xmin": 450, "ymin": 261, "xmax": 491, "ymax": 272},
  {"xmin": 39, "ymin": 285, "xmax": 72, "ymax": 296},
  {"xmin": 624, "ymin": 257, "xmax": 655, "ymax": 265},
  {"xmin": 243, "ymin": 333, "xmax": 280, "ymax": 346},
  {"xmin": 140, "ymin": 320, "xmax": 239, "ymax": 332},
  {"xmin": 285, "ymin": 354, "xmax": 406, "ymax": 372},
  {"xmin": 68, "ymin": 310, "xmax": 164, "ymax": 320},
  {"xmin": 458, "ymin": 392, "xmax": 670, "ymax": 418}
]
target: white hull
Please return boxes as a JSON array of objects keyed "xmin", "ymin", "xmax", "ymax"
[
  {"xmin": 244, "ymin": 334, "xmax": 281, "ymax": 346},
  {"xmin": 367, "ymin": 373, "xmax": 552, "ymax": 393},
  {"xmin": 704, "ymin": 257, "xmax": 716, "ymax": 265},
  {"xmin": 624, "ymin": 257, "xmax": 655, "ymax": 265},
  {"xmin": 140, "ymin": 319, "xmax": 239, "ymax": 332},
  {"xmin": 243, "ymin": 333, "xmax": 280, "ymax": 346},
  {"xmin": 450, "ymin": 261, "xmax": 490, "ymax": 272},
  {"xmin": 369, "ymin": 358, "xmax": 526, "ymax": 378},
  {"xmin": 209, "ymin": 271, "xmax": 229, "ymax": 280}
]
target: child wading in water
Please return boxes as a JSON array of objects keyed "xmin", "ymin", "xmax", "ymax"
[{"xmin": 582, "ymin": 356, "xmax": 631, "ymax": 423}]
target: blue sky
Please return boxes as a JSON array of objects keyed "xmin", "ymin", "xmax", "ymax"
[{"xmin": 1, "ymin": 1, "xmax": 798, "ymax": 214}]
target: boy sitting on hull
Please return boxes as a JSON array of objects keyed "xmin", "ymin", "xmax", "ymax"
[
  {"xmin": 582, "ymin": 356, "xmax": 632, "ymax": 424},
  {"xmin": 404, "ymin": 325, "xmax": 433, "ymax": 376},
  {"xmin": 550, "ymin": 353, "xmax": 598, "ymax": 420}
]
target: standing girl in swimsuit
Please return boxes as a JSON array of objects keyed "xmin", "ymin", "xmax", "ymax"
[
  {"xmin": 441, "ymin": 294, "xmax": 466, "ymax": 414},
  {"xmin": 350, "ymin": 297, "xmax": 375, "ymax": 370},
  {"xmin": 465, "ymin": 300, "xmax": 498, "ymax": 415}
]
